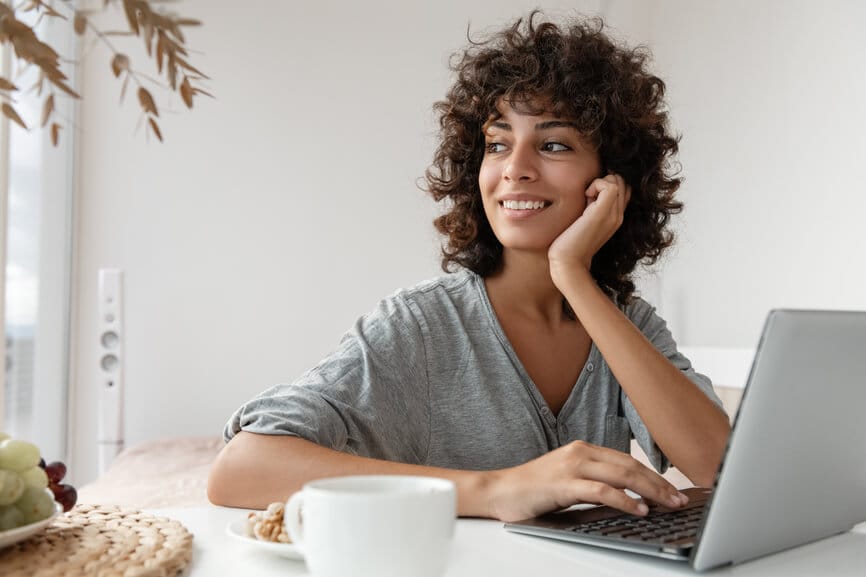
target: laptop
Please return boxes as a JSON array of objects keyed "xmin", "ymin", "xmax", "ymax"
[{"xmin": 505, "ymin": 309, "xmax": 866, "ymax": 571}]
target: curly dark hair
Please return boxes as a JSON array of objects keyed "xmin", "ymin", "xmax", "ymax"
[{"xmin": 424, "ymin": 11, "xmax": 683, "ymax": 307}]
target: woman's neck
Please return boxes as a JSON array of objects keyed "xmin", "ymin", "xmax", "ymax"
[{"xmin": 483, "ymin": 249, "xmax": 572, "ymax": 327}]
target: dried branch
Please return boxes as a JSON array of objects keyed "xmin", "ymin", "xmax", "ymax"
[{"xmin": 0, "ymin": 0, "xmax": 211, "ymax": 145}]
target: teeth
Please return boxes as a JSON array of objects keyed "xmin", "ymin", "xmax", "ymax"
[{"xmin": 503, "ymin": 200, "xmax": 546, "ymax": 210}]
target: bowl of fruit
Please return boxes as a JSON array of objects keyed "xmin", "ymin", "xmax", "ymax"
[{"xmin": 0, "ymin": 432, "xmax": 77, "ymax": 549}]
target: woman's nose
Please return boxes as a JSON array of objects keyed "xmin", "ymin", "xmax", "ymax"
[{"xmin": 502, "ymin": 144, "xmax": 539, "ymax": 183}]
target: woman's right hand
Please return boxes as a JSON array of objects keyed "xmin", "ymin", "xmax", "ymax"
[{"xmin": 485, "ymin": 440, "xmax": 689, "ymax": 523}]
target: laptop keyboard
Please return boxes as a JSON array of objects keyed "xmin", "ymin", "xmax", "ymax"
[{"xmin": 568, "ymin": 505, "xmax": 704, "ymax": 544}]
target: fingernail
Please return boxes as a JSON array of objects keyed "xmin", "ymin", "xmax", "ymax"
[
  {"xmin": 637, "ymin": 503, "xmax": 649, "ymax": 515},
  {"xmin": 678, "ymin": 492, "xmax": 689, "ymax": 505}
]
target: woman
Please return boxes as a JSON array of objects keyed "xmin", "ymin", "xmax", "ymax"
[{"xmin": 207, "ymin": 12, "xmax": 730, "ymax": 522}]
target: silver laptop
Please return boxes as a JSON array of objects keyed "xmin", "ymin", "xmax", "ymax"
[{"xmin": 505, "ymin": 309, "xmax": 866, "ymax": 571}]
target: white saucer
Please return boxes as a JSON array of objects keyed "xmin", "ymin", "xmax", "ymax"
[
  {"xmin": 226, "ymin": 518, "xmax": 304, "ymax": 560},
  {"xmin": 0, "ymin": 503, "xmax": 62, "ymax": 549}
]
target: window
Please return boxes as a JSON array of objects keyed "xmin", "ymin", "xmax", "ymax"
[{"xmin": 1, "ymin": 8, "xmax": 78, "ymax": 463}]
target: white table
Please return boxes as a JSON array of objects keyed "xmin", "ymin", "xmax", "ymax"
[{"xmin": 149, "ymin": 506, "xmax": 866, "ymax": 576}]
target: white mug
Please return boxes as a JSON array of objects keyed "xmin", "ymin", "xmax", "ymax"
[{"xmin": 284, "ymin": 475, "xmax": 456, "ymax": 577}]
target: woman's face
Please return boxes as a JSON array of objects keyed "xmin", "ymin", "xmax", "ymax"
[{"xmin": 478, "ymin": 100, "xmax": 602, "ymax": 254}]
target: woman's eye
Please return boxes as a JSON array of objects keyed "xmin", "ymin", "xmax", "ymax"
[
  {"xmin": 542, "ymin": 142, "xmax": 571, "ymax": 152},
  {"xmin": 485, "ymin": 142, "xmax": 506, "ymax": 153}
]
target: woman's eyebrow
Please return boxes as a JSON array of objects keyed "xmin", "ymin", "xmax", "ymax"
[
  {"xmin": 486, "ymin": 121, "xmax": 510, "ymax": 131},
  {"xmin": 484, "ymin": 120, "xmax": 579, "ymax": 132},
  {"xmin": 535, "ymin": 120, "xmax": 579, "ymax": 131}
]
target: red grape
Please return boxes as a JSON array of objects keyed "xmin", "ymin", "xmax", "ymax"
[
  {"xmin": 45, "ymin": 461, "xmax": 67, "ymax": 484},
  {"xmin": 55, "ymin": 484, "xmax": 77, "ymax": 512}
]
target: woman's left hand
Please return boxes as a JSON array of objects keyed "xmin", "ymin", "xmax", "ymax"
[{"xmin": 548, "ymin": 173, "xmax": 631, "ymax": 279}]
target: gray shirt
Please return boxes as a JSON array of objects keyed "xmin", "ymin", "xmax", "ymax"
[{"xmin": 225, "ymin": 270, "xmax": 721, "ymax": 473}]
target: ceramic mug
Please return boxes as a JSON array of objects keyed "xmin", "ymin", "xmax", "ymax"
[{"xmin": 284, "ymin": 475, "xmax": 456, "ymax": 577}]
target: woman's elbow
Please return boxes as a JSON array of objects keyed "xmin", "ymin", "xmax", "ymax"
[
  {"xmin": 207, "ymin": 448, "xmax": 235, "ymax": 506},
  {"xmin": 207, "ymin": 435, "xmax": 250, "ymax": 507},
  {"xmin": 692, "ymin": 425, "xmax": 731, "ymax": 488}
]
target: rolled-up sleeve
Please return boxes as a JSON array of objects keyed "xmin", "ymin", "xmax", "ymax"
[{"xmin": 223, "ymin": 294, "xmax": 431, "ymax": 465}]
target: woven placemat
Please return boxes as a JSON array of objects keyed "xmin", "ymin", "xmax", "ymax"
[{"xmin": 0, "ymin": 504, "xmax": 193, "ymax": 577}]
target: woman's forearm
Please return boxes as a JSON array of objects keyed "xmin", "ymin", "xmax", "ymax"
[
  {"xmin": 207, "ymin": 431, "xmax": 494, "ymax": 515},
  {"xmin": 209, "ymin": 432, "xmax": 690, "ymax": 522},
  {"xmin": 555, "ymin": 267, "xmax": 731, "ymax": 486}
]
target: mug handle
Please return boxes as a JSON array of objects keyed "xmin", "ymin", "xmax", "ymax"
[{"xmin": 284, "ymin": 491, "xmax": 305, "ymax": 551}]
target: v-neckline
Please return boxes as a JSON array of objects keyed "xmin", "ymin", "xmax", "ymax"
[{"xmin": 473, "ymin": 272, "xmax": 599, "ymax": 420}]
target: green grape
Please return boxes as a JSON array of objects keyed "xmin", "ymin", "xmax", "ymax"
[
  {"xmin": 0, "ymin": 504, "xmax": 24, "ymax": 531},
  {"xmin": 0, "ymin": 469, "xmax": 25, "ymax": 506},
  {"xmin": 14, "ymin": 487, "xmax": 56, "ymax": 525},
  {"xmin": 0, "ymin": 432, "xmax": 10, "ymax": 443},
  {"xmin": 20, "ymin": 466, "xmax": 49, "ymax": 489},
  {"xmin": 0, "ymin": 439, "xmax": 41, "ymax": 472}
]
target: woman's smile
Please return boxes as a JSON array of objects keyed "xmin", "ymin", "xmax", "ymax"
[{"xmin": 499, "ymin": 197, "xmax": 553, "ymax": 219}]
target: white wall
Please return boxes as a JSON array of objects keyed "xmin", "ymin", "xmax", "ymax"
[
  {"xmin": 69, "ymin": 0, "xmax": 866, "ymax": 484},
  {"xmin": 645, "ymin": 0, "xmax": 866, "ymax": 346}
]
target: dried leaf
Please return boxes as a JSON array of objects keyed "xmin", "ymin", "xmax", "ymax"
[
  {"xmin": 41, "ymin": 93, "xmax": 54, "ymax": 127},
  {"xmin": 138, "ymin": 87, "xmax": 158, "ymax": 117},
  {"xmin": 48, "ymin": 77, "xmax": 81, "ymax": 99},
  {"xmin": 122, "ymin": 0, "xmax": 140, "ymax": 35},
  {"xmin": 0, "ymin": 77, "xmax": 18, "ymax": 91},
  {"xmin": 10, "ymin": 25, "xmax": 61, "ymax": 61},
  {"xmin": 176, "ymin": 18, "xmax": 202, "ymax": 27},
  {"xmin": 42, "ymin": 65, "xmax": 70, "ymax": 83},
  {"xmin": 74, "ymin": 11, "xmax": 87, "ymax": 35},
  {"xmin": 168, "ymin": 23, "xmax": 185, "ymax": 44},
  {"xmin": 40, "ymin": 64, "xmax": 80, "ymax": 99},
  {"xmin": 167, "ymin": 53, "xmax": 178, "ymax": 89},
  {"xmin": 149, "ymin": 117, "xmax": 163, "ymax": 141},
  {"xmin": 149, "ymin": 11, "xmax": 172, "ymax": 29},
  {"xmin": 179, "ymin": 76, "xmax": 193, "ymax": 108},
  {"xmin": 51, "ymin": 122, "xmax": 61, "ymax": 146},
  {"xmin": 192, "ymin": 87, "xmax": 214, "ymax": 99},
  {"xmin": 144, "ymin": 21, "xmax": 154, "ymax": 56},
  {"xmin": 160, "ymin": 34, "xmax": 188, "ymax": 57},
  {"xmin": 174, "ymin": 55, "xmax": 208, "ymax": 79},
  {"xmin": 111, "ymin": 53, "xmax": 130, "ymax": 77},
  {"xmin": 2, "ymin": 103, "xmax": 29, "ymax": 130},
  {"xmin": 155, "ymin": 32, "xmax": 166, "ymax": 74}
]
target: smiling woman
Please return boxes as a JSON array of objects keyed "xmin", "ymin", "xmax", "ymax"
[{"xmin": 208, "ymin": 10, "xmax": 730, "ymax": 523}]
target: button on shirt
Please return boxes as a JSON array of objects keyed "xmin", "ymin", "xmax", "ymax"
[{"xmin": 225, "ymin": 271, "xmax": 722, "ymax": 473}]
